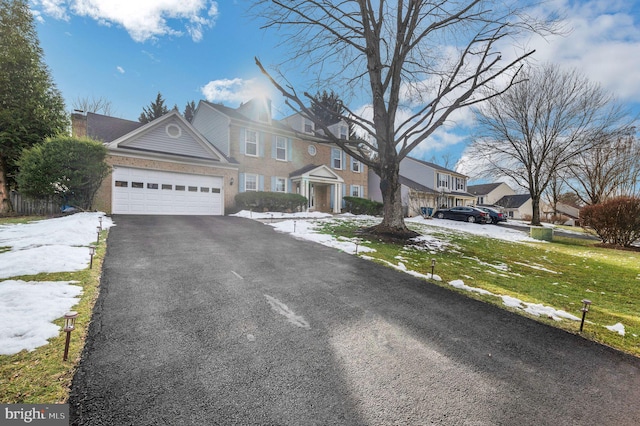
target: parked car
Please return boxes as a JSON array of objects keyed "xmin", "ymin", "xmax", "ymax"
[
  {"xmin": 433, "ymin": 206, "xmax": 489, "ymax": 223},
  {"xmin": 477, "ymin": 206, "xmax": 507, "ymax": 224}
]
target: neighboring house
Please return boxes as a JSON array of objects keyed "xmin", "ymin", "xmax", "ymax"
[
  {"xmin": 494, "ymin": 194, "xmax": 533, "ymax": 220},
  {"xmin": 75, "ymin": 111, "xmax": 238, "ymax": 215},
  {"xmin": 543, "ymin": 202, "xmax": 581, "ymax": 226},
  {"xmin": 369, "ymin": 156, "xmax": 474, "ymax": 217},
  {"xmin": 467, "ymin": 182, "xmax": 515, "ymax": 206},
  {"xmin": 192, "ymin": 98, "xmax": 367, "ymax": 213}
]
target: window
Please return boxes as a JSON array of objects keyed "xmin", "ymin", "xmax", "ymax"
[
  {"xmin": 245, "ymin": 130, "xmax": 258, "ymax": 156},
  {"xmin": 437, "ymin": 173, "xmax": 449, "ymax": 188},
  {"xmin": 147, "ymin": 183, "xmax": 158, "ymax": 189},
  {"xmin": 304, "ymin": 119, "xmax": 314, "ymax": 133},
  {"xmin": 245, "ymin": 174, "xmax": 257, "ymax": 192},
  {"xmin": 274, "ymin": 177, "xmax": 286, "ymax": 192},
  {"xmin": 276, "ymin": 136, "xmax": 287, "ymax": 161},
  {"xmin": 331, "ymin": 148, "xmax": 343, "ymax": 169},
  {"xmin": 351, "ymin": 158, "xmax": 361, "ymax": 173},
  {"xmin": 200, "ymin": 187, "xmax": 210, "ymax": 193},
  {"xmin": 162, "ymin": 184, "xmax": 172, "ymax": 190},
  {"xmin": 212, "ymin": 188, "xmax": 221, "ymax": 194},
  {"xmin": 340, "ymin": 125, "xmax": 348, "ymax": 140},
  {"xmin": 455, "ymin": 177, "xmax": 465, "ymax": 191},
  {"xmin": 188, "ymin": 186, "xmax": 198, "ymax": 192},
  {"xmin": 308, "ymin": 145, "xmax": 317, "ymax": 156},
  {"xmin": 351, "ymin": 185, "xmax": 361, "ymax": 197},
  {"xmin": 132, "ymin": 182, "xmax": 143, "ymax": 188},
  {"xmin": 115, "ymin": 181, "xmax": 128, "ymax": 187},
  {"xmin": 175, "ymin": 185, "xmax": 185, "ymax": 191}
]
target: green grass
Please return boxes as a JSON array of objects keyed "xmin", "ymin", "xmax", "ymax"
[
  {"xmin": 0, "ymin": 223, "xmax": 108, "ymax": 404},
  {"xmin": 316, "ymin": 219, "xmax": 640, "ymax": 357}
]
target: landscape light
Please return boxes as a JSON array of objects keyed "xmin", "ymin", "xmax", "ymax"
[
  {"xmin": 62, "ymin": 311, "xmax": 78, "ymax": 361},
  {"xmin": 98, "ymin": 216, "xmax": 103, "ymax": 231},
  {"xmin": 580, "ymin": 299, "xmax": 592, "ymax": 332},
  {"xmin": 96, "ymin": 226, "xmax": 101, "ymax": 244},
  {"xmin": 431, "ymin": 258, "xmax": 436, "ymax": 277},
  {"xmin": 89, "ymin": 246, "xmax": 95, "ymax": 269}
]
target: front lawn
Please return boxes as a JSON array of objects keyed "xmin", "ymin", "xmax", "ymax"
[{"xmin": 314, "ymin": 217, "xmax": 640, "ymax": 356}]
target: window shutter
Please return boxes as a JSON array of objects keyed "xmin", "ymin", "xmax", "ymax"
[
  {"xmin": 271, "ymin": 136, "xmax": 277, "ymax": 159},
  {"xmin": 239, "ymin": 128, "xmax": 245, "ymax": 154},
  {"xmin": 342, "ymin": 151, "xmax": 346, "ymax": 170},
  {"xmin": 259, "ymin": 133, "xmax": 265, "ymax": 157},
  {"xmin": 288, "ymin": 179, "xmax": 293, "ymax": 193},
  {"xmin": 287, "ymin": 139, "xmax": 293, "ymax": 161},
  {"xmin": 258, "ymin": 175, "xmax": 265, "ymax": 191},
  {"xmin": 239, "ymin": 173, "xmax": 245, "ymax": 193},
  {"xmin": 271, "ymin": 176, "xmax": 276, "ymax": 191}
]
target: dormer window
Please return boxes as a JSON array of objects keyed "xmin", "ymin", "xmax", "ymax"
[
  {"xmin": 258, "ymin": 110, "xmax": 269, "ymax": 123},
  {"xmin": 340, "ymin": 125, "xmax": 348, "ymax": 140},
  {"xmin": 304, "ymin": 118, "xmax": 314, "ymax": 134}
]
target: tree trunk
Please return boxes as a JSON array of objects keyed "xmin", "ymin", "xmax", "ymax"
[
  {"xmin": 0, "ymin": 154, "xmax": 14, "ymax": 215},
  {"xmin": 368, "ymin": 159, "xmax": 418, "ymax": 239},
  {"xmin": 530, "ymin": 193, "xmax": 541, "ymax": 226}
]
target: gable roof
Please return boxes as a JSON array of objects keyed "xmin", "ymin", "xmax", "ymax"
[
  {"xmin": 405, "ymin": 156, "xmax": 466, "ymax": 177},
  {"xmin": 467, "ymin": 182, "xmax": 504, "ymax": 196},
  {"xmin": 399, "ymin": 175, "xmax": 439, "ymax": 194},
  {"xmin": 495, "ymin": 194, "xmax": 531, "ymax": 209},
  {"xmin": 289, "ymin": 164, "xmax": 344, "ymax": 182},
  {"xmin": 84, "ymin": 112, "xmax": 144, "ymax": 142},
  {"xmin": 107, "ymin": 110, "xmax": 234, "ymax": 164}
]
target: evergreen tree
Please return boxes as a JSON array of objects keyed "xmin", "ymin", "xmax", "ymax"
[
  {"xmin": 0, "ymin": 0, "xmax": 67, "ymax": 213},
  {"xmin": 310, "ymin": 90, "xmax": 343, "ymax": 126},
  {"xmin": 138, "ymin": 92, "xmax": 169, "ymax": 123},
  {"xmin": 184, "ymin": 100, "xmax": 196, "ymax": 123}
]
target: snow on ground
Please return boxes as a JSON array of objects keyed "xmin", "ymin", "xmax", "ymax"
[
  {"xmin": 0, "ymin": 212, "xmax": 112, "ymax": 355},
  {"xmin": 0, "ymin": 280, "xmax": 83, "ymax": 355}
]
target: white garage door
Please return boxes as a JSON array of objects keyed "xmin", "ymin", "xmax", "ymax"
[{"xmin": 112, "ymin": 167, "xmax": 223, "ymax": 215}]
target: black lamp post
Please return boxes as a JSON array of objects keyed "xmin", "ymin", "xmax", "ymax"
[
  {"xmin": 62, "ymin": 312, "xmax": 78, "ymax": 361},
  {"xmin": 580, "ymin": 299, "xmax": 592, "ymax": 332},
  {"xmin": 89, "ymin": 246, "xmax": 95, "ymax": 269},
  {"xmin": 96, "ymin": 226, "xmax": 100, "ymax": 244},
  {"xmin": 98, "ymin": 216, "xmax": 103, "ymax": 231},
  {"xmin": 431, "ymin": 258, "xmax": 436, "ymax": 277}
]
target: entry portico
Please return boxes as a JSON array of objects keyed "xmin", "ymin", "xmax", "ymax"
[{"xmin": 290, "ymin": 165, "xmax": 344, "ymax": 213}]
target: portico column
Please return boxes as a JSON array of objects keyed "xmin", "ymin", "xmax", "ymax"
[{"xmin": 333, "ymin": 183, "xmax": 341, "ymax": 213}]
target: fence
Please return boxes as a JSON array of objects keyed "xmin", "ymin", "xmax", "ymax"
[{"xmin": 9, "ymin": 191, "xmax": 61, "ymax": 216}]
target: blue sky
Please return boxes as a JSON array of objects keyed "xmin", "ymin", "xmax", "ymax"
[{"xmin": 31, "ymin": 1, "xmax": 640, "ymax": 165}]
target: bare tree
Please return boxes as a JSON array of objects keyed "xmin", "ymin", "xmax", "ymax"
[
  {"xmin": 464, "ymin": 64, "xmax": 633, "ymax": 225},
  {"xmin": 254, "ymin": 0, "xmax": 558, "ymax": 237},
  {"xmin": 564, "ymin": 132, "xmax": 640, "ymax": 205},
  {"xmin": 72, "ymin": 95, "xmax": 114, "ymax": 116}
]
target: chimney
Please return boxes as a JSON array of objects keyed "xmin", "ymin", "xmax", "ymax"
[{"xmin": 71, "ymin": 111, "xmax": 87, "ymax": 138}]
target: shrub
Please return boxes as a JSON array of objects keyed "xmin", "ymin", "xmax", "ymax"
[
  {"xmin": 235, "ymin": 191, "xmax": 307, "ymax": 212},
  {"xmin": 580, "ymin": 197, "xmax": 640, "ymax": 247},
  {"xmin": 343, "ymin": 196, "xmax": 383, "ymax": 216},
  {"xmin": 17, "ymin": 136, "xmax": 110, "ymax": 210}
]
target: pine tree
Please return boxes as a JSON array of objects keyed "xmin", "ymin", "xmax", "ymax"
[
  {"xmin": 183, "ymin": 100, "xmax": 196, "ymax": 123},
  {"xmin": 0, "ymin": 0, "xmax": 67, "ymax": 213},
  {"xmin": 138, "ymin": 92, "xmax": 169, "ymax": 123}
]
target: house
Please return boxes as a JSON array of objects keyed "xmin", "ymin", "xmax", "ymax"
[
  {"xmin": 467, "ymin": 182, "xmax": 515, "ymax": 206},
  {"xmin": 192, "ymin": 98, "xmax": 367, "ymax": 213},
  {"xmin": 494, "ymin": 194, "xmax": 533, "ymax": 220},
  {"xmin": 369, "ymin": 156, "xmax": 474, "ymax": 217},
  {"xmin": 77, "ymin": 97, "xmax": 367, "ymax": 215},
  {"xmin": 543, "ymin": 202, "xmax": 581, "ymax": 226},
  {"xmin": 88, "ymin": 110, "xmax": 237, "ymax": 215}
]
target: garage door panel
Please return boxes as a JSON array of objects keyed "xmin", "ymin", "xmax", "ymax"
[{"xmin": 112, "ymin": 167, "xmax": 223, "ymax": 215}]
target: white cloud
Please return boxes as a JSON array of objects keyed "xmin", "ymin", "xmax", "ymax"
[
  {"xmin": 201, "ymin": 78, "xmax": 275, "ymax": 105},
  {"xmin": 516, "ymin": 1, "xmax": 640, "ymax": 102},
  {"xmin": 32, "ymin": 0, "xmax": 219, "ymax": 43},
  {"xmin": 116, "ymin": 65, "xmax": 125, "ymax": 74}
]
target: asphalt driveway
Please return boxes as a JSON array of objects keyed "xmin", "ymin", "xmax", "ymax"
[{"xmin": 69, "ymin": 215, "xmax": 640, "ymax": 425}]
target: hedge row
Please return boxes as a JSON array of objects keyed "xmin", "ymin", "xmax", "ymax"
[
  {"xmin": 235, "ymin": 191, "xmax": 308, "ymax": 212},
  {"xmin": 343, "ymin": 196, "xmax": 383, "ymax": 215}
]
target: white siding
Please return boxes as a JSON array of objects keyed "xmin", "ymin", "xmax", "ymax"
[{"xmin": 192, "ymin": 105, "xmax": 231, "ymax": 156}]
